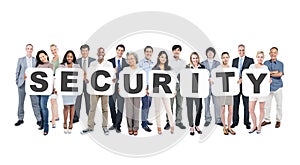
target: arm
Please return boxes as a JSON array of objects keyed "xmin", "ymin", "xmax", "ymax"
[
  {"xmin": 270, "ymin": 71, "xmax": 283, "ymax": 77},
  {"xmin": 16, "ymin": 58, "xmax": 21, "ymax": 85}
]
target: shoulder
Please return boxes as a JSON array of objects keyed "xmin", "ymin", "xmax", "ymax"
[
  {"xmin": 108, "ymin": 58, "xmax": 114, "ymax": 62},
  {"xmin": 89, "ymin": 57, "xmax": 96, "ymax": 61},
  {"xmin": 246, "ymin": 56, "xmax": 254, "ymax": 61}
]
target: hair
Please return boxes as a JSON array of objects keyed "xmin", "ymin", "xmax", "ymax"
[
  {"xmin": 116, "ymin": 44, "xmax": 125, "ymax": 51},
  {"xmin": 172, "ymin": 45, "xmax": 182, "ymax": 51},
  {"xmin": 98, "ymin": 47, "xmax": 104, "ymax": 52},
  {"xmin": 26, "ymin": 44, "xmax": 33, "ymax": 48},
  {"xmin": 205, "ymin": 47, "xmax": 216, "ymax": 57},
  {"xmin": 221, "ymin": 52, "xmax": 230, "ymax": 58},
  {"xmin": 144, "ymin": 46, "xmax": 153, "ymax": 52},
  {"xmin": 50, "ymin": 44, "xmax": 57, "ymax": 48},
  {"xmin": 61, "ymin": 50, "xmax": 77, "ymax": 64},
  {"xmin": 270, "ymin": 47, "xmax": 278, "ymax": 52},
  {"xmin": 238, "ymin": 44, "xmax": 245, "ymax": 49},
  {"xmin": 126, "ymin": 51, "xmax": 139, "ymax": 64},
  {"xmin": 190, "ymin": 52, "xmax": 201, "ymax": 64},
  {"xmin": 256, "ymin": 51, "xmax": 264, "ymax": 58},
  {"xmin": 35, "ymin": 50, "xmax": 49, "ymax": 67},
  {"xmin": 80, "ymin": 44, "xmax": 90, "ymax": 51},
  {"xmin": 154, "ymin": 51, "xmax": 171, "ymax": 70}
]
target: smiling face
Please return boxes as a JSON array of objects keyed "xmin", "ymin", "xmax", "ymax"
[
  {"xmin": 172, "ymin": 48, "xmax": 181, "ymax": 59},
  {"xmin": 207, "ymin": 50, "xmax": 214, "ymax": 59},
  {"xmin": 159, "ymin": 53, "xmax": 167, "ymax": 64},
  {"xmin": 26, "ymin": 45, "xmax": 33, "ymax": 57},
  {"xmin": 66, "ymin": 53, "xmax": 74, "ymax": 64},
  {"xmin": 39, "ymin": 53, "xmax": 48, "ymax": 63},
  {"xmin": 256, "ymin": 53, "xmax": 264, "ymax": 64},
  {"xmin": 127, "ymin": 54, "xmax": 136, "ymax": 67},
  {"xmin": 81, "ymin": 48, "xmax": 89, "ymax": 59},
  {"xmin": 116, "ymin": 47, "xmax": 124, "ymax": 58},
  {"xmin": 221, "ymin": 53, "xmax": 230, "ymax": 65},
  {"xmin": 269, "ymin": 48, "xmax": 278, "ymax": 61},
  {"xmin": 97, "ymin": 48, "xmax": 105, "ymax": 60},
  {"xmin": 50, "ymin": 45, "xmax": 58, "ymax": 56},
  {"xmin": 144, "ymin": 48, "xmax": 153, "ymax": 60},
  {"xmin": 191, "ymin": 54, "xmax": 199, "ymax": 66},
  {"xmin": 238, "ymin": 45, "xmax": 245, "ymax": 57}
]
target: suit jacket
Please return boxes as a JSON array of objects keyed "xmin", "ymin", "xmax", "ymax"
[
  {"xmin": 108, "ymin": 57, "xmax": 129, "ymax": 72},
  {"xmin": 16, "ymin": 56, "xmax": 36, "ymax": 87},
  {"xmin": 201, "ymin": 59, "xmax": 220, "ymax": 77},
  {"xmin": 77, "ymin": 57, "xmax": 96, "ymax": 69},
  {"xmin": 232, "ymin": 56, "xmax": 254, "ymax": 77}
]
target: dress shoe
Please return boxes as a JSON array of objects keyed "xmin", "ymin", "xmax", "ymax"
[
  {"xmin": 249, "ymin": 127, "xmax": 257, "ymax": 134},
  {"xmin": 216, "ymin": 122, "xmax": 223, "ymax": 127},
  {"xmin": 116, "ymin": 127, "xmax": 121, "ymax": 133},
  {"xmin": 15, "ymin": 120, "xmax": 24, "ymax": 126},
  {"xmin": 72, "ymin": 119, "xmax": 79, "ymax": 124},
  {"xmin": 190, "ymin": 127, "xmax": 194, "ymax": 136},
  {"xmin": 195, "ymin": 126, "xmax": 202, "ymax": 134},
  {"xmin": 133, "ymin": 130, "xmax": 138, "ymax": 136},
  {"xmin": 164, "ymin": 123, "xmax": 170, "ymax": 130},
  {"xmin": 109, "ymin": 126, "xmax": 116, "ymax": 130},
  {"xmin": 147, "ymin": 121, "xmax": 153, "ymax": 125},
  {"xmin": 261, "ymin": 121, "xmax": 271, "ymax": 126},
  {"xmin": 275, "ymin": 121, "xmax": 281, "ymax": 128},
  {"xmin": 103, "ymin": 128, "xmax": 109, "ymax": 135},
  {"xmin": 38, "ymin": 126, "xmax": 43, "ymax": 130},
  {"xmin": 36, "ymin": 121, "xmax": 42, "ymax": 126},
  {"xmin": 142, "ymin": 126, "xmax": 152, "ymax": 132},
  {"xmin": 204, "ymin": 121, "xmax": 211, "ymax": 127},
  {"xmin": 246, "ymin": 125, "xmax": 251, "ymax": 129},
  {"xmin": 176, "ymin": 123, "xmax": 186, "ymax": 129},
  {"xmin": 81, "ymin": 128, "xmax": 94, "ymax": 134},
  {"xmin": 230, "ymin": 123, "xmax": 237, "ymax": 128}
]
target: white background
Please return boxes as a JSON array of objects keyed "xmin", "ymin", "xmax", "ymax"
[{"xmin": 0, "ymin": 0, "xmax": 299, "ymax": 164}]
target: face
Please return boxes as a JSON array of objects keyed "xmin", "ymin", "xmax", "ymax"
[
  {"xmin": 127, "ymin": 54, "xmax": 136, "ymax": 67},
  {"xmin": 144, "ymin": 48, "xmax": 153, "ymax": 60},
  {"xmin": 97, "ymin": 48, "xmax": 105, "ymax": 60},
  {"xmin": 50, "ymin": 46, "xmax": 58, "ymax": 56},
  {"xmin": 256, "ymin": 53, "xmax": 264, "ymax": 64},
  {"xmin": 191, "ymin": 54, "xmax": 199, "ymax": 66},
  {"xmin": 221, "ymin": 54, "xmax": 230, "ymax": 65},
  {"xmin": 207, "ymin": 50, "xmax": 214, "ymax": 59},
  {"xmin": 81, "ymin": 48, "xmax": 89, "ymax": 58},
  {"xmin": 26, "ymin": 45, "xmax": 33, "ymax": 56},
  {"xmin": 116, "ymin": 47, "xmax": 124, "ymax": 58},
  {"xmin": 238, "ymin": 46, "xmax": 245, "ymax": 57},
  {"xmin": 172, "ymin": 48, "xmax": 181, "ymax": 58},
  {"xmin": 269, "ymin": 48, "xmax": 278, "ymax": 61},
  {"xmin": 66, "ymin": 53, "xmax": 74, "ymax": 64},
  {"xmin": 159, "ymin": 54, "xmax": 167, "ymax": 64},
  {"xmin": 39, "ymin": 53, "xmax": 48, "ymax": 63}
]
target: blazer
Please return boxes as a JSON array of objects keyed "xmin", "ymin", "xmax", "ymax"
[
  {"xmin": 108, "ymin": 57, "xmax": 129, "ymax": 71},
  {"xmin": 232, "ymin": 56, "xmax": 254, "ymax": 77},
  {"xmin": 77, "ymin": 57, "xmax": 96, "ymax": 69},
  {"xmin": 201, "ymin": 59, "xmax": 220, "ymax": 77},
  {"xmin": 16, "ymin": 56, "xmax": 36, "ymax": 87}
]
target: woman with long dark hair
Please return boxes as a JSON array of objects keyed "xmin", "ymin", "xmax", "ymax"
[
  {"xmin": 59, "ymin": 50, "xmax": 79, "ymax": 134},
  {"xmin": 35, "ymin": 50, "xmax": 53, "ymax": 136}
]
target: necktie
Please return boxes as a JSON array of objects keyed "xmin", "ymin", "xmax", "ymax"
[
  {"xmin": 239, "ymin": 57, "xmax": 243, "ymax": 77},
  {"xmin": 117, "ymin": 59, "xmax": 121, "ymax": 72},
  {"xmin": 83, "ymin": 59, "xmax": 87, "ymax": 72}
]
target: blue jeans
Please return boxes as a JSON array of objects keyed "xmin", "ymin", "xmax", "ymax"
[
  {"xmin": 39, "ymin": 95, "xmax": 49, "ymax": 133},
  {"xmin": 141, "ymin": 95, "xmax": 152, "ymax": 127}
]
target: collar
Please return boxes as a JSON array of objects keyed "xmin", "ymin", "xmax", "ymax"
[
  {"xmin": 143, "ymin": 58, "xmax": 153, "ymax": 63},
  {"xmin": 270, "ymin": 59, "xmax": 277, "ymax": 63}
]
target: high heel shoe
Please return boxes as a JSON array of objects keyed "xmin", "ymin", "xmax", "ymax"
[
  {"xmin": 227, "ymin": 128, "xmax": 236, "ymax": 135},
  {"xmin": 157, "ymin": 127, "xmax": 162, "ymax": 135},
  {"xmin": 195, "ymin": 126, "xmax": 202, "ymax": 134},
  {"xmin": 63, "ymin": 123, "xmax": 68, "ymax": 134},
  {"xmin": 256, "ymin": 127, "xmax": 261, "ymax": 134},
  {"xmin": 43, "ymin": 132, "xmax": 48, "ymax": 136},
  {"xmin": 248, "ymin": 127, "xmax": 257, "ymax": 134},
  {"xmin": 190, "ymin": 127, "xmax": 195, "ymax": 136},
  {"xmin": 170, "ymin": 127, "xmax": 174, "ymax": 134},
  {"xmin": 223, "ymin": 127, "xmax": 229, "ymax": 135},
  {"xmin": 68, "ymin": 122, "xmax": 73, "ymax": 134}
]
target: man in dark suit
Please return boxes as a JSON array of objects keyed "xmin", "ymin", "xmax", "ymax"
[
  {"xmin": 108, "ymin": 44, "xmax": 129, "ymax": 133},
  {"xmin": 231, "ymin": 44, "xmax": 254, "ymax": 129},
  {"xmin": 73, "ymin": 44, "xmax": 96, "ymax": 123}
]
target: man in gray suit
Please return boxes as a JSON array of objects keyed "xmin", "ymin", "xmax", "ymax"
[
  {"xmin": 15, "ymin": 44, "xmax": 42, "ymax": 126},
  {"xmin": 73, "ymin": 44, "xmax": 96, "ymax": 123},
  {"xmin": 201, "ymin": 47, "xmax": 222, "ymax": 127}
]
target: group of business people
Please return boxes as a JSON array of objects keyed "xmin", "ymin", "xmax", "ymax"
[{"xmin": 15, "ymin": 43, "xmax": 284, "ymax": 136}]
